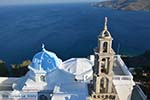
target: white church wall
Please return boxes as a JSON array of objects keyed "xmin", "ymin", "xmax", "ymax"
[
  {"xmin": 114, "ymin": 85, "xmax": 133, "ymax": 100},
  {"xmin": 112, "ymin": 55, "xmax": 135, "ymax": 100},
  {"xmin": 0, "ymin": 77, "xmax": 18, "ymax": 86}
]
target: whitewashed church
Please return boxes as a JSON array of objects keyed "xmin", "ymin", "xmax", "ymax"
[{"xmin": 0, "ymin": 17, "xmax": 147, "ymax": 100}]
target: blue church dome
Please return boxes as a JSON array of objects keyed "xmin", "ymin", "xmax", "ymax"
[{"xmin": 29, "ymin": 44, "xmax": 62, "ymax": 72}]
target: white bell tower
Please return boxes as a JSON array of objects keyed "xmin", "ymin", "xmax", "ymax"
[{"xmin": 88, "ymin": 17, "xmax": 118, "ymax": 100}]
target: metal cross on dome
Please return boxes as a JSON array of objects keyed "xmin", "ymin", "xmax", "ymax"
[{"xmin": 42, "ymin": 43, "xmax": 45, "ymax": 51}]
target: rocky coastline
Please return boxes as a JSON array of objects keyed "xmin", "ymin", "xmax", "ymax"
[{"xmin": 92, "ymin": 0, "xmax": 150, "ymax": 11}]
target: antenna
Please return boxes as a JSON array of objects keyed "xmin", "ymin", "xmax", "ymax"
[{"xmin": 117, "ymin": 43, "xmax": 120, "ymax": 55}]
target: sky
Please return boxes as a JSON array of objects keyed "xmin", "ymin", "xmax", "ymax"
[{"xmin": 0, "ymin": 0, "xmax": 105, "ymax": 6}]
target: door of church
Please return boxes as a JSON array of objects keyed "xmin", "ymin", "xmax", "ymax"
[{"xmin": 38, "ymin": 90, "xmax": 53, "ymax": 100}]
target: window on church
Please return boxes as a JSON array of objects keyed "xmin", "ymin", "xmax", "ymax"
[
  {"xmin": 93, "ymin": 95, "xmax": 96, "ymax": 98},
  {"xmin": 105, "ymin": 95, "xmax": 108, "ymax": 99},
  {"xmin": 101, "ymin": 68, "xmax": 106, "ymax": 73},
  {"xmin": 100, "ymin": 78, "xmax": 105, "ymax": 93},
  {"xmin": 40, "ymin": 75, "xmax": 46, "ymax": 82},
  {"xmin": 97, "ymin": 95, "xmax": 100, "ymax": 98}
]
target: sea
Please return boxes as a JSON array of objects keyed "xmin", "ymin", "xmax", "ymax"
[{"xmin": 0, "ymin": 3, "xmax": 150, "ymax": 65}]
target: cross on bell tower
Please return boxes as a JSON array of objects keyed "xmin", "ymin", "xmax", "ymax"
[{"xmin": 88, "ymin": 17, "xmax": 118, "ymax": 100}]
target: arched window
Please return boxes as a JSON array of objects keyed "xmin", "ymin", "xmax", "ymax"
[
  {"xmin": 40, "ymin": 75, "xmax": 46, "ymax": 82},
  {"xmin": 103, "ymin": 42, "xmax": 108, "ymax": 53}
]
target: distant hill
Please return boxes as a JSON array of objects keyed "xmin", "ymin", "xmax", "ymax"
[
  {"xmin": 93, "ymin": 0, "xmax": 150, "ymax": 11},
  {"xmin": 0, "ymin": 60, "xmax": 9, "ymax": 77},
  {"xmin": 122, "ymin": 50, "xmax": 150, "ymax": 68}
]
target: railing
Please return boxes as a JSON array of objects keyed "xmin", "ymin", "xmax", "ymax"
[{"xmin": 113, "ymin": 76, "xmax": 131, "ymax": 81}]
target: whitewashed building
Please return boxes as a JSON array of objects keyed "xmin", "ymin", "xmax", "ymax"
[
  {"xmin": 0, "ymin": 17, "xmax": 147, "ymax": 100},
  {"xmin": 0, "ymin": 45, "xmax": 90, "ymax": 100}
]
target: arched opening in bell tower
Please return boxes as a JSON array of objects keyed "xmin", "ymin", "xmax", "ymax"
[
  {"xmin": 100, "ymin": 77, "xmax": 109, "ymax": 93},
  {"xmin": 101, "ymin": 58, "xmax": 107, "ymax": 74},
  {"xmin": 103, "ymin": 42, "xmax": 108, "ymax": 53},
  {"xmin": 103, "ymin": 31, "xmax": 109, "ymax": 37}
]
